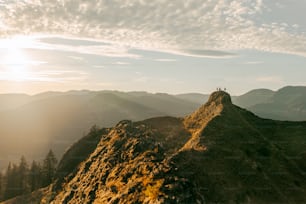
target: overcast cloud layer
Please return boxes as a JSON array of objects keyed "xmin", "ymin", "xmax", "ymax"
[{"xmin": 0, "ymin": 0, "xmax": 306, "ymax": 57}]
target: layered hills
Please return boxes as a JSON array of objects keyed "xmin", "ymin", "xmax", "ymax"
[
  {"xmin": 5, "ymin": 91, "xmax": 306, "ymax": 203},
  {"xmin": 1, "ymin": 86, "xmax": 306, "ymax": 171},
  {"xmin": 0, "ymin": 91, "xmax": 199, "ymax": 170},
  {"xmin": 244, "ymin": 86, "xmax": 306, "ymax": 121},
  {"xmin": 177, "ymin": 86, "xmax": 306, "ymax": 121}
]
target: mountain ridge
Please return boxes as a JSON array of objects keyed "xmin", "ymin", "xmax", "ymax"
[
  {"xmin": 1, "ymin": 86, "xmax": 306, "ymax": 172},
  {"xmin": 4, "ymin": 91, "xmax": 306, "ymax": 203}
]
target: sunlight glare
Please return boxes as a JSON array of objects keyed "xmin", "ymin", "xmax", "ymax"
[{"xmin": 1, "ymin": 36, "xmax": 34, "ymax": 82}]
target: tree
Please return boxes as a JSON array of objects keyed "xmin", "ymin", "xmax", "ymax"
[
  {"xmin": 4, "ymin": 162, "xmax": 12, "ymax": 199},
  {"xmin": 42, "ymin": 149, "xmax": 58, "ymax": 186},
  {"xmin": 0, "ymin": 172, "xmax": 3, "ymax": 201},
  {"xmin": 29, "ymin": 160, "xmax": 42, "ymax": 191},
  {"xmin": 17, "ymin": 156, "xmax": 30, "ymax": 195},
  {"xmin": 4, "ymin": 163, "xmax": 19, "ymax": 200}
]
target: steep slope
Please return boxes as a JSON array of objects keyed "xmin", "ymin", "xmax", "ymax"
[
  {"xmin": 177, "ymin": 92, "xmax": 306, "ymax": 203},
  {"xmin": 21, "ymin": 91, "xmax": 304, "ymax": 204},
  {"xmin": 49, "ymin": 117, "xmax": 192, "ymax": 203},
  {"xmin": 53, "ymin": 127, "xmax": 110, "ymax": 191}
]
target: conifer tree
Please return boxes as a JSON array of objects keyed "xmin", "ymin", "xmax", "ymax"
[
  {"xmin": 17, "ymin": 156, "xmax": 30, "ymax": 195},
  {"xmin": 4, "ymin": 162, "xmax": 12, "ymax": 199},
  {"xmin": 4, "ymin": 163, "xmax": 19, "ymax": 200},
  {"xmin": 29, "ymin": 160, "xmax": 42, "ymax": 191},
  {"xmin": 0, "ymin": 172, "xmax": 3, "ymax": 201},
  {"xmin": 42, "ymin": 149, "xmax": 58, "ymax": 186}
]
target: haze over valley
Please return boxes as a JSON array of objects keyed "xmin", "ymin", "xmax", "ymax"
[
  {"xmin": 0, "ymin": 0, "xmax": 306, "ymax": 203},
  {"xmin": 1, "ymin": 86, "xmax": 306, "ymax": 172}
]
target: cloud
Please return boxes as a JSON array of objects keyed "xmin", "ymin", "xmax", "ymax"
[
  {"xmin": 32, "ymin": 70, "xmax": 89, "ymax": 82},
  {"xmin": 113, "ymin": 62, "xmax": 130, "ymax": 65},
  {"xmin": 0, "ymin": 69, "xmax": 89, "ymax": 82},
  {"xmin": 155, "ymin": 58, "xmax": 177, "ymax": 62},
  {"xmin": 0, "ymin": 0, "xmax": 306, "ymax": 57},
  {"xmin": 0, "ymin": 60, "xmax": 47, "ymax": 66},
  {"xmin": 177, "ymin": 49, "xmax": 236, "ymax": 58},
  {"xmin": 34, "ymin": 36, "xmax": 141, "ymax": 58},
  {"xmin": 68, "ymin": 55, "xmax": 85, "ymax": 61}
]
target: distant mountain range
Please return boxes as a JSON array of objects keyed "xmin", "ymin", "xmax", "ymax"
[
  {"xmin": 0, "ymin": 86, "xmax": 306, "ymax": 170},
  {"xmin": 178, "ymin": 86, "xmax": 306, "ymax": 121},
  {"xmin": 4, "ymin": 91, "xmax": 306, "ymax": 203},
  {"xmin": 0, "ymin": 90, "xmax": 199, "ymax": 170},
  {"xmin": 239, "ymin": 86, "xmax": 306, "ymax": 121}
]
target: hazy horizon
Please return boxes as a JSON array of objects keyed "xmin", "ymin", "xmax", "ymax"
[{"xmin": 0, "ymin": 85, "xmax": 298, "ymax": 97}]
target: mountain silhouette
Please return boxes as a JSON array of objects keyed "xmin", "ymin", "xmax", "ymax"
[
  {"xmin": 5, "ymin": 91, "xmax": 306, "ymax": 204},
  {"xmin": 235, "ymin": 86, "xmax": 306, "ymax": 121},
  {"xmin": 1, "ymin": 87, "xmax": 306, "ymax": 172},
  {"xmin": 0, "ymin": 91, "xmax": 199, "ymax": 170}
]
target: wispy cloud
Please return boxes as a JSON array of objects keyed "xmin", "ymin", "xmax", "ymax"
[
  {"xmin": 0, "ymin": 70, "xmax": 88, "ymax": 82},
  {"xmin": 68, "ymin": 55, "xmax": 85, "ymax": 61},
  {"xmin": 0, "ymin": 0, "xmax": 306, "ymax": 57},
  {"xmin": 113, "ymin": 62, "xmax": 130, "ymax": 65},
  {"xmin": 33, "ymin": 70, "xmax": 89, "ymax": 82},
  {"xmin": 0, "ymin": 60, "xmax": 47, "ymax": 66},
  {"xmin": 155, "ymin": 58, "xmax": 177, "ymax": 62},
  {"xmin": 176, "ymin": 49, "xmax": 236, "ymax": 58},
  {"xmin": 33, "ymin": 37, "xmax": 141, "ymax": 58}
]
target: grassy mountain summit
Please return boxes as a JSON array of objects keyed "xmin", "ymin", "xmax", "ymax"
[{"xmin": 4, "ymin": 91, "xmax": 306, "ymax": 204}]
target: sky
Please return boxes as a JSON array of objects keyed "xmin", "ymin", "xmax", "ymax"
[{"xmin": 0, "ymin": 0, "xmax": 305, "ymax": 95}]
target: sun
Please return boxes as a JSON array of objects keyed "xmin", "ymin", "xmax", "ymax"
[
  {"xmin": 4, "ymin": 48, "xmax": 30, "ymax": 81},
  {"xmin": 1, "ymin": 36, "xmax": 34, "ymax": 82}
]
